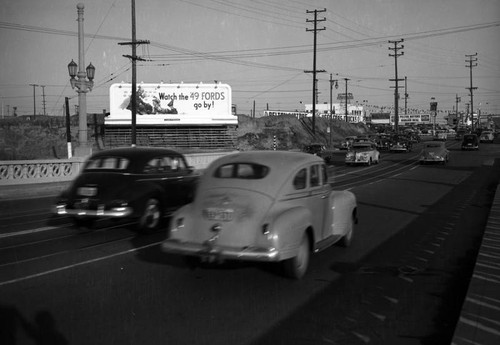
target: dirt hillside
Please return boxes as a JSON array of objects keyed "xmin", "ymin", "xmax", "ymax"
[{"xmin": 236, "ymin": 115, "xmax": 370, "ymax": 151}]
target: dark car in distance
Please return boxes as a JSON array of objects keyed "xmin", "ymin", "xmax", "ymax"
[
  {"xmin": 461, "ymin": 134, "xmax": 479, "ymax": 151},
  {"xmin": 52, "ymin": 147, "xmax": 199, "ymax": 232}
]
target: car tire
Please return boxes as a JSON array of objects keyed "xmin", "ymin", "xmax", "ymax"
[
  {"xmin": 283, "ymin": 233, "xmax": 310, "ymax": 279},
  {"xmin": 138, "ymin": 197, "xmax": 162, "ymax": 233}
]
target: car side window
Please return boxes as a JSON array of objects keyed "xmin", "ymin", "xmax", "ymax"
[
  {"xmin": 159, "ymin": 156, "xmax": 186, "ymax": 172},
  {"xmin": 310, "ymin": 165, "xmax": 320, "ymax": 187},
  {"xmin": 293, "ymin": 168, "xmax": 307, "ymax": 190},
  {"xmin": 144, "ymin": 158, "xmax": 161, "ymax": 174},
  {"xmin": 214, "ymin": 163, "xmax": 269, "ymax": 179}
]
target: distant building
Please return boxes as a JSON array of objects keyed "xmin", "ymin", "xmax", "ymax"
[{"xmin": 303, "ymin": 103, "xmax": 365, "ymax": 123}]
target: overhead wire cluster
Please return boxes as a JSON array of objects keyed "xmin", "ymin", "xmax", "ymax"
[{"xmin": 1, "ymin": 0, "xmax": 499, "ymax": 115}]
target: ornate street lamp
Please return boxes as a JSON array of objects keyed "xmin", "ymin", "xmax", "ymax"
[{"xmin": 67, "ymin": 3, "xmax": 95, "ymax": 157}]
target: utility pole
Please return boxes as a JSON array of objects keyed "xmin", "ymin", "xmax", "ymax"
[
  {"xmin": 455, "ymin": 94, "xmax": 461, "ymax": 125},
  {"xmin": 404, "ymin": 76, "xmax": 408, "ymax": 115},
  {"xmin": 329, "ymin": 74, "xmax": 338, "ymax": 147},
  {"xmin": 344, "ymin": 78, "xmax": 350, "ymax": 122},
  {"xmin": 306, "ymin": 8, "xmax": 326, "ymax": 135},
  {"xmin": 40, "ymin": 85, "xmax": 47, "ymax": 116},
  {"xmin": 29, "ymin": 83, "xmax": 38, "ymax": 117},
  {"xmin": 465, "ymin": 53, "xmax": 477, "ymax": 132},
  {"xmin": 389, "ymin": 39, "xmax": 404, "ymax": 133},
  {"xmin": 119, "ymin": 0, "xmax": 150, "ymax": 146}
]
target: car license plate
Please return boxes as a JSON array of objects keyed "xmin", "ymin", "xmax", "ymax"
[
  {"xmin": 77, "ymin": 187, "xmax": 97, "ymax": 197},
  {"xmin": 203, "ymin": 208, "xmax": 234, "ymax": 221}
]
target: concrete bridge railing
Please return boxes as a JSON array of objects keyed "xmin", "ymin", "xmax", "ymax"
[{"xmin": 0, "ymin": 151, "xmax": 237, "ymax": 186}]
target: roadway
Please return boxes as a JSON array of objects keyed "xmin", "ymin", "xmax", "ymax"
[{"xmin": 0, "ymin": 139, "xmax": 499, "ymax": 345}]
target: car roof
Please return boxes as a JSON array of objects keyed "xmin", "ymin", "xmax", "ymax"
[
  {"xmin": 86, "ymin": 147, "xmax": 185, "ymax": 172},
  {"xmin": 89, "ymin": 146, "xmax": 183, "ymax": 159},
  {"xmin": 201, "ymin": 150, "xmax": 324, "ymax": 196}
]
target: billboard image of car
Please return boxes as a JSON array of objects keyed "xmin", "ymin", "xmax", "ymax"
[{"xmin": 108, "ymin": 83, "xmax": 236, "ymax": 126}]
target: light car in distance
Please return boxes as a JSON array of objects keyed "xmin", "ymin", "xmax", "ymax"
[
  {"xmin": 52, "ymin": 147, "xmax": 198, "ymax": 232},
  {"xmin": 479, "ymin": 131, "xmax": 494, "ymax": 143},
  {"xmin": 419, "ymin": 141, "xmax": 449, "ymax": 164},
  {"xmin": 161, "ymin": 151, "xmax": 358, "ymax": 279},
  {"xmin": 345, "ymin": 142, "xmax": 380, "ymax": 166}
]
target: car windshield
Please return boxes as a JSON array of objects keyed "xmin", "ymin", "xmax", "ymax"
[
  {"xmin": 214, "ymin": 163, "xmax": 270, "ymax": 179},
  {"xmin": 84, "ymin": 156, "xmax": 130, "ymax": 171}
]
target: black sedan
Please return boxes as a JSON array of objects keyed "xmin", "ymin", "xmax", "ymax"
[
  {"xmin": 461, "ymin": 134, "xmax": 479, "ymax": 151},
  {"xmin": 52, "ymin": 147, "xmax": 199, "ymax": 232}
]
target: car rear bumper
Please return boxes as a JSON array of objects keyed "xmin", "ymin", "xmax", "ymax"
[
  {"xmin": 52, "ymin": 205, "xmax": 133, "ymax": 218},
  {"xmin": 161, "ymin": 239, "xmax": 281, "ymax": 262}
]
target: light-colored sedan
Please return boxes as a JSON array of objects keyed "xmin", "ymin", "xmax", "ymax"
[
  {"xmin": 161, "ymin": 151, "xmax": 358, "ymax": 279},
  {"xmin": 419, "ymin": 141, "xmax": 449, "ymax": 164},
  {"xmin": 479, "ymin": 131, "xmax": 494, "ymax": 143},
  {"xmin": 345, "ymin": 142, "xmax": 380, "ymax": 166}
]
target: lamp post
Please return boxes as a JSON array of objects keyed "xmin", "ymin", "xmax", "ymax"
[{"xmin": 67, "ymin": 3, "xmax": 95, "ymax": 157}]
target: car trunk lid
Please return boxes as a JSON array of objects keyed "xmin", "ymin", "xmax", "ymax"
[{"xmin": 188, "ymin": 187, "xmax": 274, "ymax": 247}]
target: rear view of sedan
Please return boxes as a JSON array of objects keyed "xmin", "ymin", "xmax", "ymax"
[
  {"xmin": 162, "ymin": 151, "xmax": 357, "ymax": 279},
  {"xmin": 419, "ymin": 141, "xmax": 449, "ymax": 164},
  {"xmin": 461, "ymin": 134, "xmax": 479, "ymax": 150},
  {"xmin": 52, "ymin": 147, "xmax": 198, "ymax": 232}
]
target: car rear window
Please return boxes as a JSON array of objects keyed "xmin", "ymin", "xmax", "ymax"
[
  {"xmin": 214, "ymin": 163, "xmax": 269, "ymax": 179},
  {"xmin": 84, "ymin": 156, "xmax": 130, "ymax": 171}
]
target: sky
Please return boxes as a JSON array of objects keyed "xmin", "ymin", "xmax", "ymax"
[{"xmin": 0, "ymin": 0, "xmax": 499, "ymax": 118}]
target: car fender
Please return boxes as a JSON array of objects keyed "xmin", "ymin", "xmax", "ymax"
[
  {"xmin": 329, "ymin": 190, "xmax": 357, "ymax": 236},
  {"xmin": 268, "ymin": 206, "xmax": 313, "ymax": 260}
]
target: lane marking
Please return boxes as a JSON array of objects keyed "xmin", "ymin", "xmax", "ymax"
[
  {"xmin": 0, "ymin": 226, "xmax": 59, "ymax": 239},
  {"xmin": 0, "ymin": 241, "xmax": 161, "ymax": 287}
]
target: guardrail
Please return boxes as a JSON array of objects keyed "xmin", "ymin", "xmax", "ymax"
[{"xmin": 0, "ymin": 151, "xmax": 237, "ymax": 186}]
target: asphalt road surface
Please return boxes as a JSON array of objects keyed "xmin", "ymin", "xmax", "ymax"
[{"xmin": 1, "ymin": 139, "xmax": 499, "ymax": 345}]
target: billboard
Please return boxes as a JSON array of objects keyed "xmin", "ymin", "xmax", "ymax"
[{"xmin": 107, "ymin": 83, "xmax": 236, "ymax": 125}]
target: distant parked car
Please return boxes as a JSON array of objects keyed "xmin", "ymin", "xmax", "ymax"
[
  {"xmin": 455, "ymin": 129, "xmax": 466, "ymax": 140},
  {"xmin": 303, "ymin": 143, "xmax": 326, "ymax": 155},
  {"xmin": 52, "ymin": 147, "xmax": 198, "ymax": 232},
  {"xmin": 340, "ymin": 136, "xmax": 357, "ymax": 150},
  {"xmin": 161, "ymin": 151, "xmax": 357, "ymax": 279},
  {"xmin": 479, "ymin": 131, "xmax": 494, "ymax": 143},
  {"xmin": 375, "ymin": 134, "xmax": 392, "ymax": 151},
  {"xmin": 419, "ymin": 141, "xmax": 449, "ymax": 165},
  {"xmin": 433, "ymin": 130, "xmax": 448, "ymax": 141},
  {"xmin": 390, "ymin": 135, "xmax": 412, "ymax": 152},
  {"xmin": 461, "ymin": 134, "xmax": 479, "ymax": 150},
  {"xmin": 345, "ymin": 142, "xmax": 380, "ymax": 166}
]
